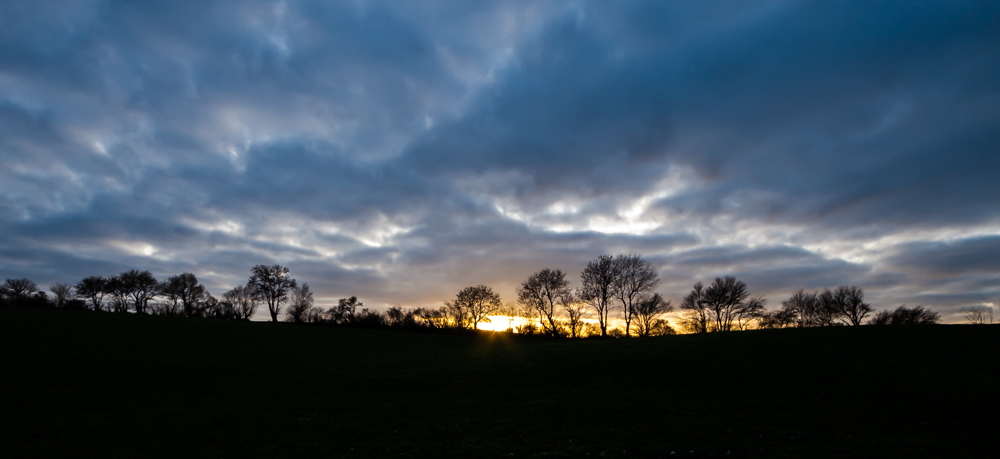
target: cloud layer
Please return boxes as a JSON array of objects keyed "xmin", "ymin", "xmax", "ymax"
[{"xmin": 2, "ymin": 0, "xmax": 998, "ymax": 321}]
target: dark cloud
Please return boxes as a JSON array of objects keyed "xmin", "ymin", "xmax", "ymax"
[
  {"xmin": 1, "ymin": 1, "xmax": 998, "ymax": 320},
  {"xmin": 657, "ymin": 244, "xmax": 872, "ymax": 298},
  {"xmin": 887, "ymin": 236, "xmax": 1000, "ymax": 276}
]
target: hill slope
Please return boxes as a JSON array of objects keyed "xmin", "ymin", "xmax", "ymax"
[{"xmin": 0, "ymin": 307, "xmax": 995, "ymax": 458}]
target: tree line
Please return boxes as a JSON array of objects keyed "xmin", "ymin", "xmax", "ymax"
[
  {"xmin": 2, "ymin": 253, "xmax": 962, "ymax": 335},
  {"xmin": 0, "ymin": 266, "xmax": 280, "ymax": 321}
]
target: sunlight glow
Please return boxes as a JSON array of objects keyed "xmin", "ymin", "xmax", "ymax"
[
  {"xmin": 109, "ymin": 240, "xmax": 172, "ymax": 260},
  {"xmin": 476, "ymin": 315, "xmax": 528, "ymax": 332}
]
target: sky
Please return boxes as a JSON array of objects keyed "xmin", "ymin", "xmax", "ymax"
[{"xmin": 1, "ymin": 0, "xmax": 998, "ymax": 322}]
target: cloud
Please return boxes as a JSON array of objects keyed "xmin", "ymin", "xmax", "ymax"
[{"xmin": 1, "ymin": 1, "xmax": 998, "ymax": 321}]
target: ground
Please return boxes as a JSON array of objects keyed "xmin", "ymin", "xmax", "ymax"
[{"xmin": 1, "ymin": 307, "xmax": 995, "ymax": 458}]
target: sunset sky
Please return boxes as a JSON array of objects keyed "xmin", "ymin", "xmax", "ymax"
[{"xmin": 2, "ymin": 1, "xmax": 998, "ymax": 322}]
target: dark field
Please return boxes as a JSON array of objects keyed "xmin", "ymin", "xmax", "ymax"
[{"xmin": 1, "ymin": 307, "xmax": 995, "ymax": 458}]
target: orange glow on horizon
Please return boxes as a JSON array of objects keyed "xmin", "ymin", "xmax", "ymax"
[
  {"xmin": 474, "ymin": 315, "xmax": 680, "ymax": 336},
  {"xmin": 476, "ymin": 315, "xmax": 526, "ymax": 332}
]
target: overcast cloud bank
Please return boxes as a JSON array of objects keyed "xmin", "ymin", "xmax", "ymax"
[{"xmin": 2, "ymin": 0, "xmax": 998, "ymax": 321}]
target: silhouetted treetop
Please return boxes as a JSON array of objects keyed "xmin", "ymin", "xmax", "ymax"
[
  {"xmin": 610, "ymin": 254, "xmax": 659, "ymax": 337},
  {"xmin": 579, "ymin": 254, "xmax": 616, "ymax": 337},
  {"xmin": 450, "ymin": 285, "xmax": 502, "ymax": 330},
  {"xmin": 518, "ymin": 269, "xmax": 571, "ymax": 336},
  {"xmin": 870, "ymin": 305, "xmax": 940, "ymax": 325},
  {"xmin": 74, "ymin": 276, "xmax": 108, "ymax": 312},
  {"xmin": 160, "ymin": 273, "xmax": 209, "ymax": 317},
  {"xmin": 247, "ymin": 264, "xmax": 297, "ymax": 323},
  {"xmin": 285, "ymin": 283, "xmax": 315, "ymax": 323},
  {"xmin": 4, "ymin": 278, "xmax": 38, "ymax": 299}
]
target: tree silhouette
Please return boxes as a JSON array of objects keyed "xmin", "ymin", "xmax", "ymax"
[
  {"xmin": 563, "ymin": 296, "xmax": 588, "ymax": 338},
  {"xmin": 781, "ymin": 289, "xmax": 820, "ymax": 327},
  {"xmin": 353, "ymin": 308, "xmax": 387, "ymax": 327},
  {"xmin": 75, "ymin": 276, "xmax": 107, "ymax": 311},
  {"xmin": 4, "ymin": 278, "xmax": 38, "ymax": 300},
  {"xmin": 703, "ymin": 276, "xmax": 749, "ymax": 332},
  {"xmin": 151, "ymin": 299, "xmax": 184, "ymax": 316},
  {"xmin": 119, "ymin": 270, "xmax": 158, "ymax": 314},
  {"xmin": 384, "ymin": 307, "xmax": 417, "ymax": 327},
  {"xmin": 29, "ymin": 291, "xmax": 50, "ymax": 307},
  {"xmin": 680, "ymin": 282, "xmax": 710, "ymax": 333},
  {"xmin": 518, "ymin": 269, "xmax": 571, "ymax": 336},
  {"xmin": 869, "ymin": 305, "xmax": 941, "ymax": 325},
  {"xmin": 285, "ymin": 283, "xmax": 315, "ymax": 323},
  {"xmin": 450, "ymin": 285, "xmax": 502, "ymax": 330},
  {"xmin": 757, "ymin": 308, "xmax": 798, "ymax": 329},
  {"xmin": 633, "ymin": 293, "xmax": 674, "ymax": 337},
  {"xmin": 814, "ymin": 290, "xmax": 842, "ymax": 327},
  {"xmin": 223, "ymin": 285, "xmax": 259, "ymax": 320},
  {"xmin": 159, "ymin": 273, "xmax": 209, "ymax": 317},
  {"xmin": 105, "ymin": 275, "xmax": 130, "ymax": 313},
  {"xmin": 611, "ymin": 254, "xmax": 659, "ymax": 337},
  {"xmin": 579, "ymin": 254, "xmax": 616, "ymax": 337},
  {"xmin": 247, "ymin": 264, "xmax": 297, "ymax": 323},
  {"xmin": 961, "ymin": 305, "xmax": 993, "ymax": 324},
  {"xmin": 414, "ymin": 306, "xmax": 450, "ymax": 328},
  {"xmin": 200, "ymin": 296, "xmax": 225, "ymax": 319},
  {"xmin": 327, "ymin": 296, "xmax": 362, "ymax": 324},
  {"xmin": 49, "ymin": 283, "xmax": 73, "ymax": 308},
  {"xmin": 734, "ymin": 296, "xmax": 766, "ymax": 330},
  {"xmin": 830, "ymin": 285, "xmax": 873, "ymax": 326}
]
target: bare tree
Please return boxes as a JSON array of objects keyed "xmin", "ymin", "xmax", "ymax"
[
  {"xmin": 105, "ymin": 275, "xmax": 130, "ymax": 313},
  {"xmin": 961, "ymin": 305, "xmax": 994, "ymax": 324},
  {"xmin": 49, "ymin": 283, "xmax": 73, "ymax": 308},
  {"xmin": 75, "ymin": 276, "xmax": 108, "ymax": 311},
  {"xmin": 442, "ymin": 299, "xmax": 468, "ymax": 329},
  {"xmin": 611, "ymin": 254, "xmax": 659, "ymax": 337},
  {"xmin": 734, "ymin": 296, "xmax": 767, "ymax": 331},
  {"xmin": 247, "ymin": 264, "xmax": 297, "ymax": 323},
  {"xmin": 327, "ymin": 296, "xmax": 362, "ymax": 324},
  {"xmin": 353, "ymin": 308, "xmax": 387, "ymax": 327},
  {"xmin": 159, "ymin": 273, "xmax": 209, "ymax": 317},
  {"xmin": 4, "ymin": 278, "xmax": 38, "ymax": 299},
  {"xmin": 781, "ymin": 290, "xmax": 820, "ymax": 327},
  {"xmin": 154, "ymin": 299, "xmax": 184, "ymax": 316},
  {"xmin": 305, "ymin": 306, "xmax": 325, "ymax": 323},
  {"xmin": 869, "ymin": 305, "xmax": 941, "ymax": 325},
  {"xmin": 449, "ymin": 285, "xmax": 503, "ymax": 330},
  {"xmin": 562, "ymin": 294, "xmax": 588, "ymax": 338},
  {"xmin": 579, "ymin": 254, "xmax": 617, "ymax": 337},
  {"xmin": 210, "ymin": 296, "xmax": 239, "ymax": 320},
  {"xmin": 757, "ymin": 308, "xmax": 798, "ymax": 329},
  {"xmin": 814, "ymin": 289, "xmax": 843, "ymax": 327},
  {"xmin": 414, "ymin": 306, "xmax": 450, "ymax": 328},
  {"xmin": 285, "ymin": 283, "xmax": 315, "ymax": 323},
  {"xmin": 829, "ymin": 285, "xmax": 873, "ymax": 326},
  {"xmin": 118, "ymin": 270, "xmax": 158, "ymax": 314},
  {"xmin": 385, "ymin": 306, "xmax": 416, "ymax": 327},
  {"xmin": 200, "ymin": 296, "xmax": 227, "ymax": 319},
  {"xmin": 223, "ymin": 285, "xmax": 259, "ymax": 320},
  {"xmin": 703, "ymin": 276, "xmax": 750, "ymax": 332},
  {"xmin": 518, "ymin": 269, "xmax": 572, "ymax": 336},
  {"xmin": 680, "ymin": 282, "xmax": 710, "ymax": 333},
  {"xmin": 633, "ymin": 293, "xmax": 674, "ymax": 337}
]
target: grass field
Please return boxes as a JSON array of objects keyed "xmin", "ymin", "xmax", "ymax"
[{"xmin": 1, "ymin": 307, "xmax": 995, "ymax": 458}]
